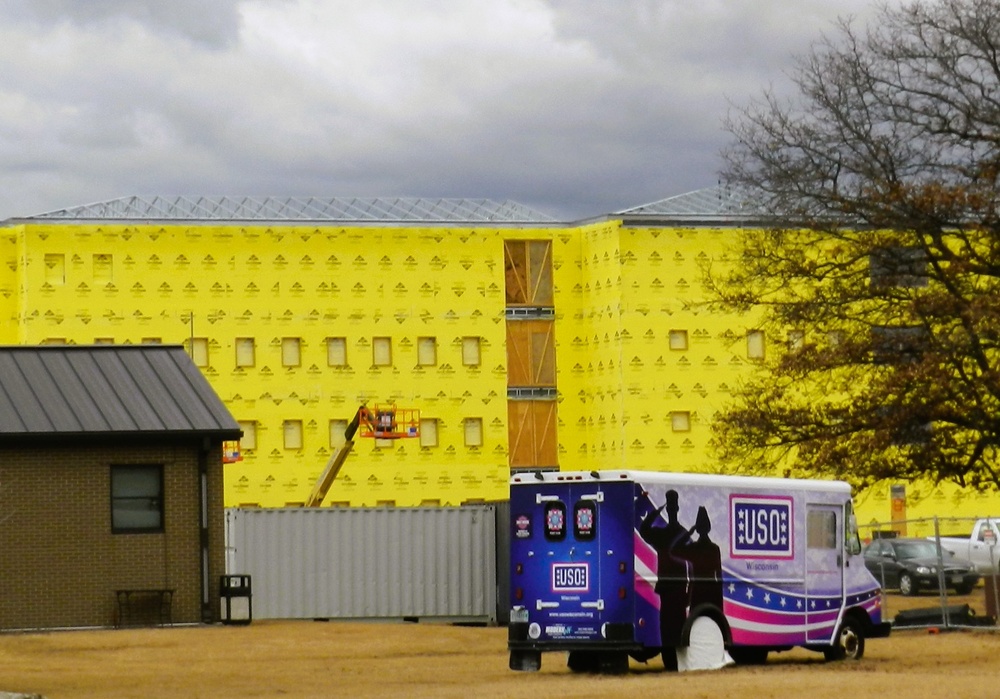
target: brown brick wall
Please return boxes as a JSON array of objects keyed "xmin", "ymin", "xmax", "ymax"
[{"xmin": 0, "ymin": 441, "xmax": 226, "ymax": 630}]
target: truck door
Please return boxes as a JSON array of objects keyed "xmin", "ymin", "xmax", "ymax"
[
  {"xmin": 971, "ymin": 520, "xmax": 1000, "ymax": 571},
  {"xmin": 527, "ymin": 482, "xmax": 624, "ymax": 643},
  {"xmin": 804, "ymin": 504, "xmax": 844, "ymax": 644}
]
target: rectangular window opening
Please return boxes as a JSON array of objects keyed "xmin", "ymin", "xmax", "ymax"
[
  {"xmin": 327, "ymin": 337, "xmax": 347, "ymax": 367},
  {"xmin": 462, "ymin": 336, "xmax": 482, "ymax": 366},
  {"xmin": 283, "ymin": 420, "xmax": 303, "ymax": 450},
  {"xmin": 373, "ymin": 337, "xmax": 392, "ymax": 367},
  {"xmin": 189, "ymin": 337, "xmax": 209, "ymax": 367},
  {"xmin": 417, "ymin": 336, "xmax": 437, "ymax": 366},
  {"xmin": 111, "ymin": 464, "xmax": 163, "ymax": 533},
  {"xmin": 281, "ymin": 337, "xmax": 302, "ymax": 367},
  {"xmin": 236, "ymin": 338, "xmax": 256, "ymax": 367},
  {"xmin": 464, "ymin": 417, "xmax": 484, "ymax": 447},
  {"xmin": 671, "ymin": 411, "xmax": 691, "ymax": 432},
  {"xmin": 419, "ymin": 418, "xmax": 439, "ymax": 448},
  {"xmin": 238, "ymin": 421, "xmax": 257, "ymax": 450},
  {"xmin": 747, "ymin": 330, "xmax": 765, "ymax": 360}
]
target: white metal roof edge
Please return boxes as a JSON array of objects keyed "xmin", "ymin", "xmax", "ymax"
[{"xmin": 510, "ymin": 469, "xmax": 852, "ymax": 493}]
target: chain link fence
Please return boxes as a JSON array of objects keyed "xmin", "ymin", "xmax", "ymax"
[{"xmin": 858, "ymin": 516, "xmax": 1000, "ymax": 630}]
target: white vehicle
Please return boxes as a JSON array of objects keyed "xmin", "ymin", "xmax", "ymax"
[
  {"xmin": 932, "ymin": 519, "xmax": 1000, "ymax": 573},
  {"xmin": 508, "ymin": 470, "xmax": 890, "ymax": 673}
]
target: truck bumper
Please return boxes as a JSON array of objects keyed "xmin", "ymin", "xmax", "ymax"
[
  {"xmin": 507, "ymin": 621, "xmax": 643, "ymax": 654},
  {"xmin": 870, "ymin": 621, "xmax": 892, "ymax": 638}
]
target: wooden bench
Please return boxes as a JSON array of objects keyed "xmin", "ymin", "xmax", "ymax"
[{"xmin": 115, "ymin": 589, "xmax": 174, "ymax": 628}]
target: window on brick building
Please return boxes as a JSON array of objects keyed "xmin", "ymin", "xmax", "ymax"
[{"xmin": 111, "ymin": 465, "xmax": 164, "ymax": 533}]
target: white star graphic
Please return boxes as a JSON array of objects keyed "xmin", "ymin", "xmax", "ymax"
[
  {"xmin": 764, "ymin": 593, "xmax": 771, "ymax": 604},
  {"xmin": 728, "ymin": 583, "xmax": 736, "ymax": 594},
  {"xmin": 745, "ymin": 588, "xmax": 754, "ymax": 600},
  {"xmin": 780, "ymin": 597, "xmax": 787, "ymax": 607}
]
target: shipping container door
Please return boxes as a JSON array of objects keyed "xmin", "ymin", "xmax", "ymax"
[{"xmin": 804, "ymin": 504, "xmax": 844, "ymax": 644}]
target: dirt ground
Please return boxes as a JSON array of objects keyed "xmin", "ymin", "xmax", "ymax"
[{"xmin": 1, "ymin": 590, "xmax": 999, "ymax": 699}]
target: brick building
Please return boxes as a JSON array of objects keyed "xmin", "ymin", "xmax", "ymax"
[{"xmin": 0, "ymin": 345, "xmax": 241, "ymax": 630}]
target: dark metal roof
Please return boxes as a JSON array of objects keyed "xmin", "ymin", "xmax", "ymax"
[{"xmin": 0, "ymin": 345, "xmax": 241, "ymax": 442}]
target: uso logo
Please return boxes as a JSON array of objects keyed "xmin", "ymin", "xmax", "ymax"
[
  {"xmin": 730, "ymin": 496, "xmax": 793, "ymax": 559},
  {"xmin": 552, "ymin": 563, "xmax": 589, "ymax": 592}
]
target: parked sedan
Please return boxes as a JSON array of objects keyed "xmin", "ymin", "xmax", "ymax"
[{"xmin": 863, "ymin": 538, "xmax": 979, "ymax": 595}]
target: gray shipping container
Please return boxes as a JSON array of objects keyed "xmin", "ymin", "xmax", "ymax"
[{"xmin": 225, "ymin": 506, "xmax": 497, "ymax": 623}]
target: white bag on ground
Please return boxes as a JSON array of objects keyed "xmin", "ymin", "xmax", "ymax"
[{"xmin": 676, "ymin": 616, "xmax": 735, "ymax": 672}]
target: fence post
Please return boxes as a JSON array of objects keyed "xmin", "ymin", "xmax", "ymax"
[{"xmin": 932, "ymin": 515, "xmax": 951, "ymax": 629}]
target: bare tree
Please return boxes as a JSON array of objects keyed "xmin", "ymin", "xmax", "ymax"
[{"xmin": 712, "ymin": 0, "xmax": 1000, "ymax": 490}]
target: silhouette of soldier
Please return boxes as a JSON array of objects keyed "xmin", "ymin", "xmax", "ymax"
[
  {"xmin": 639, "ymin": 489, "xmax": 690, "ymax": 668},
  {"xmin": 685, "ymin": 506, "xmax": 724, "ymax": 611}
]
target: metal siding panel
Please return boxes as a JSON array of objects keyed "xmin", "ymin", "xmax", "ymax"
[{"xmin": 224, "ymin": 507, "xmax": 496, "ymax": 621}]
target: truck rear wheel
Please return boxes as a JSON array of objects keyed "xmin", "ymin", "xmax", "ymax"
[{"xmin": 509, "ymin": 650, "xmax": 541, "ymax": 672}]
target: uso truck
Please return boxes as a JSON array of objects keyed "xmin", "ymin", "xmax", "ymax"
[{"xmin": 508, "ymin": 470, "xmax": 890, "ymax": 673}]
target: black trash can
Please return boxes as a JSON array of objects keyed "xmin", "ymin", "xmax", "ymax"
[{"xmin": 220, "ymin": 574, "xmax": 252, "ymax": 625}]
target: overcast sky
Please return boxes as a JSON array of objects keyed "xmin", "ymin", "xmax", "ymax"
[{"xmin": 0, "ymin": 0, "xmax": 896, "ymax": 222}]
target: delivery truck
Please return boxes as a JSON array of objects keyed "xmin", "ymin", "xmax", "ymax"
[{"xmin": 508, "ymin": 470, "xmax": 890, "ymax": 673}]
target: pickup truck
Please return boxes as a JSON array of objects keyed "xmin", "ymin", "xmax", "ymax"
[{"xmin": 931, "ymin": 519, "xmax": 1000, "ymax": 574}]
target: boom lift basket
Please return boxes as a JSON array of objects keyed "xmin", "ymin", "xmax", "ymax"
[
  {"xmin": 222, "ymin": 441, "xmax": 243, "ymax": 463},
  {"xmin": 358, "ymin": 404, "xmax": 420, "ymax": 440}
]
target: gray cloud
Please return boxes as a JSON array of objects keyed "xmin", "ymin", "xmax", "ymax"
[
  {"xmin": 0, "ymin": 0, "xmax": 894, "ymax": 221},
  {"xmin": 0, "ymin": 0, "xmax": 247, "ymax": 48}
]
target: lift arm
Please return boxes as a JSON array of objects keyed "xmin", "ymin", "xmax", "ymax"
[{"xmin": 304, "ymin": 408, "xmax": 363, "ymax": 507}]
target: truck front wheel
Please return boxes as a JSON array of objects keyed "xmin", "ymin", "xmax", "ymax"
[{"xmin": 824, "ymin": 616, "xmax": 865, "ymax": 661}]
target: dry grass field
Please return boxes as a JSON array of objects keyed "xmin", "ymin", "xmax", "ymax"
[{"xmin": 1, "ymin": 591, "xmax": 998, "ymax": 699}]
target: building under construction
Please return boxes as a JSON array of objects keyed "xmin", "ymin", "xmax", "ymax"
[{"xmin": 1, "ymin": 187, "xmax": 991, "ymax": 528}]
